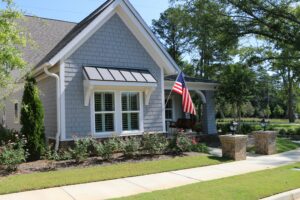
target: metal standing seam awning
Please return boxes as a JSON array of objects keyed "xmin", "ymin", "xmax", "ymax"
[{"xmin": 83, "ymin": 66, "xmax": 158, "ymax": 106}]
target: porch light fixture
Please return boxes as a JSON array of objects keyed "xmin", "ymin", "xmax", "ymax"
[
  {"xmin": 230, "ymin": 121, "xmax": 239, "ymax": 135},
  {"xmin": 260, "ymin": 118, "xmax": 269, "ymax": 131}
]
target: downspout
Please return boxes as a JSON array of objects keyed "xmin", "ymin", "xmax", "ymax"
[{"xmin": 43, "ymin": 65, "xmax": 61, "ymax": 151}]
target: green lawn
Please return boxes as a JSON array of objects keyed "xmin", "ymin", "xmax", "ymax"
[
  {"xmin": 277, "ymin": 138, "xmax": 300, "ymax": 153},
  {"xmin": 118, "ymin": 163, "xmax": 300, "ymax": 200},
  {"xmin": 248, "ymin": 138, "xmax": 300, "ymax": 153},
  {"xmin": 0, "ymin": 155, "xmax": 227, "ymax": 195}
]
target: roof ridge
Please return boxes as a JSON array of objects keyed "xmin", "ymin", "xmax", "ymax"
[{"xmin": 24, "ymin": 14, "xmax": 77, "ymax": 24}]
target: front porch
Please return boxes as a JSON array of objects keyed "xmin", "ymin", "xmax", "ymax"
[{"xmin": 164, "ymin": 75, "xmax": 218, "ymax": 135}]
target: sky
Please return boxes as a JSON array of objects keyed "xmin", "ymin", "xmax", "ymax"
[{"xmin": 11, "ymin": 0, "xmax": 169, "ymax": 25}]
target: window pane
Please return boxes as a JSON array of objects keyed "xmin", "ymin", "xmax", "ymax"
[
  {"xmin": 165, "ymin": 99, "xmax": 172, "ymax": 109},
  {"xmin": 122, "ymin": 93, "xmax": 128, "ymax": 111},
  {"xmin": 95, "ymin": 93, "xmax": 102, "ymax": 112},
  {"xmin": 122, "ymin": 92, "xmax": 139, "ymax": 111},
  {"xmin": 105, "ymin": 114, "xmax": 114, "ymax": 132},
  {"xmin": 130, "ymin": 93, "xmax": 139, "ymax": 111},
  {"xmin": 122, "ymin": 113, "xmax": 139, "ymax": 131},
  {"xmin": 131, "ymin": 113, "xmax": 139, "ymax": 130},
  {"xmin": 166, "ymin": 110, "xmax": 172, "ymax": 120},
  {"xmin": 104, "ymin": 93, "xmax": 114, "ymax": 111},
  {"xmin": 122, "ymin": 113, "xmax": 129, "ymax": 131},
  {"xmin": 95, "ymin": 114, "xmax": 103, "ymax": 132}
]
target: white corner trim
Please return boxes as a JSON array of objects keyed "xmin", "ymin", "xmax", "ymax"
[
  {"xmin": 59, "ymin": 62, "xmax": 66, "ymax": 140},
  {"xmin": 161, "ymin": 68, "xmax": 166, "ymax": 132}
]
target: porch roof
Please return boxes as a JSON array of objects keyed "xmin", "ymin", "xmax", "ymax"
[{"xmin": 164, "ymin": 74, "xmax": 218, "ymax": 84}]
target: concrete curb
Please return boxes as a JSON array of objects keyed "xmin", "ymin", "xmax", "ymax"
[{"xmin": 261, "ymin": 188, "xmax": 300, "ymax": 200}]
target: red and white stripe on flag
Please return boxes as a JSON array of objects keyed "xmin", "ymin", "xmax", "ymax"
[{"xmin": 171, "ymin": 72, "xmax": 197, "ymax": 115}]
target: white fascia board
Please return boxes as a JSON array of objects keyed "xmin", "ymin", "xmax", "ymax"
[
  {"xmin": 164, "ymin": 81, "xmax": 219, "ymax": 91},
  {"xmin": 119, "ymin": 1, "xmax": 179, "ymax": 75}
]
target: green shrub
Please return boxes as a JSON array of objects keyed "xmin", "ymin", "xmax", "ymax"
[
  {"xmin": 44, "ymin": 145, "xmax": 72, "ymax": 161},
  {"xmin": 121, "ymin": 137, "xmax": 141, "ymax": 158},
  {"xmin": 295, "ymin": 127, "xmax": 300, "ymax": 136},
  {"xmin": 217, "ymin": 123, "xmax": 231, "ymax": 134},
  {"xmin": 278, "ymin": 129, "xmax": 287, "ymax": 136},
  {"xmin": 239, "ymin": 124, "xmax": 255, "ymax": 134},
  {"xmin": 0, "ymin": 126, "xmax": 18, "ymax": 144},
  {"xmin": 20, "ymin": 76, "xmax": 45, "ymax": 161},
  {"xmin": 191, "ymin": 143, "xmax": 209, "ymax": 153},
  {"xmin": 92, "ymin": 138, "xmax": 121, "ymax": 161},
  {"xmin": 69, "ymin": 138, "xmax": 91, "ymax": 163},
  {"xmin": 168, "ymin": 132, "xmax": 192, "ymax": 154},
  {"xmin": 142, "ymin": 134, "xmax": 168, "ymax": 155},
  {"xmin": 286, "ymin": 129, "xmax": 295, "ymax": 136},
  {"xmin": 0, "ymin": 136, "xmax": 28, "ymax": 171}
]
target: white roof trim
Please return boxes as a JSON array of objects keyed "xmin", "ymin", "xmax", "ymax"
[
  {"xmin": 165, "ymin": 80, "xmax": 218, "ymax": 91},
  {"xmin": 35, "ymin": 0, "xmax": 179, "ymax": 75}
]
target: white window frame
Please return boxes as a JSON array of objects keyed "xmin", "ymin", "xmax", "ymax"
[
  {"xmin": 91, "ymin": 90, "xmax": 144, "ymax": 137},
  {"xmin": 165, "ymin": 95, "xmax": 175, "ymax": 122},
  {"xmin": 121, "ymin": 92, "xmax": 142, "ymax": 134},
  {"xmin": 91, "ymin": 91, "xmax": 116, "ymax": 136}
]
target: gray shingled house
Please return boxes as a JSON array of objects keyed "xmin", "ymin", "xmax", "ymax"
[{"xmin": 1, "ymin": 0, "xmax": 218, "ymax": 143}]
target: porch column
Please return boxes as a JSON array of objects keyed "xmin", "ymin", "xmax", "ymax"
[{"xmin": 202, "ymin": 91, "xmax": 217, "ymax": 135}]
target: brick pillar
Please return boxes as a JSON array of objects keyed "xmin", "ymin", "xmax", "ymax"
[{"xmin": 202, "ymin": 91, "xmax": 217, "ymax": 134}]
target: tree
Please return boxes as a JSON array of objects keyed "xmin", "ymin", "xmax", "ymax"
[
  {"xmin": 171, "ymin": 0, "xmax": 239, "ymax": 79},
  {"xmin": 222, "ymin": 0, "xmax": 300, "ymax": 51},
  {"xmin": 218, "ymin": 64, "xmax": 256, "ymax": 122},
  {"xmin": 20, "ymin": 76, "xmax": 45, "ymax": 161},
  {"xmin": 0, "ymin": 0, "xmax": 27, "ymax": 98},
  {"xmin": 152, "ymin": 7, "xmax": 187, "ymax": 65},
  {"xmin": 273, "ymin": 105, "xmax": 284, "ymax": 118}
]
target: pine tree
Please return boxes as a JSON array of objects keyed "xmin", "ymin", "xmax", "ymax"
[{"xmin": 20, "ymin": 76, "xmax": 45, "ymax": 161}]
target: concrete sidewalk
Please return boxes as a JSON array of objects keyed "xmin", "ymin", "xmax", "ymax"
[{"xmin": 0, "ymin": 149, "xmax": 299, "ymax": 200}]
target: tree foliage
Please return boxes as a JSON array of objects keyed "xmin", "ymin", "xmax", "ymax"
[
  {"xmin": 218, "ymin": 64, "xmax": 256, "ymax": 121},
  {"xmin": 20, "ymin": 76, "xmax": 45, "ymax": 161},
  {"xmin": 0, "ymin": 0, "xmax": 26, "ymax": 94}
]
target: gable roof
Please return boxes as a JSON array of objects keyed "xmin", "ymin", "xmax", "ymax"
[
  {"xmin": 32, "ymin": 0, "xmax": 180, "ymax": 75},
  {"xmin": 35, "ymin": 0, "xmax": 114, "ymax": 69},
  {"xmin": 19, "ymin": 15, "xmax": 76, "ymax": 68}
]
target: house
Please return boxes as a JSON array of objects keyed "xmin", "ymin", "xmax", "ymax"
[{"xmin": 0, "ymin": 0, "xmax": 218, "ymax": 143}]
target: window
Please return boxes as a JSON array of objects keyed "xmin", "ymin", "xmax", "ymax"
[
  {"xmin": 165, "ymin": 98, "xmax": 173, "ymax": 121},
  {"xmin": 94, "ymin": 92, "xmax": 115, "ymax": 133},
  {"xmin": 14, "ymin": 102, "xmax": 19, "ymax": 123},
  {"xmin": 122, "ymin": 92, "xmax": 140, "ymax": 131}
]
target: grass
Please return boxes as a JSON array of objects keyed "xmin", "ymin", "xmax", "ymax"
[
  {"xmin": 118, "ymin": 163, "xmax": 300, "ymax": 200},
  {"xmin": 277, "ymin": 138, "xmax": 300, "ymax": 153},
  {"xmin": 247, "ymin": 138, "xmax": 300, "ymax": 153},
  {"xmin": 217, "ymin": 118, "xmax": 300, "ymax": 124},
  {"xmin": 0, "ymin": 155, "xmax": 227, "ymax": 195}
]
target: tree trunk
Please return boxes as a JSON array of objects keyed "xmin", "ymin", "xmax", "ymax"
[{"xmin": 287, "ymin": 68, "xmax": 295, "ymax": 123}]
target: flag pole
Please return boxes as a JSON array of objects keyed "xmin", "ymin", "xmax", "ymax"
[{"xmin": 165, "ymin": 72, "xmax": 181, "ymax": 108}]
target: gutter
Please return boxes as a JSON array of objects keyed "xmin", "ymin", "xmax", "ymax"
[{"xmin": 43, "ymin": 64, "xmax": 61, "ymax": 151}]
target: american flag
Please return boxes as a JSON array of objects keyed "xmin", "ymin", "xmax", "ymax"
[{"xmin": 172, "ymin": 72, "xmax": 197, "ymax": 115}]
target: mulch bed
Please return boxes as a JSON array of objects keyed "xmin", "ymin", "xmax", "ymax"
[{"xmin": 0, "ymin": 152, "xmax": 203, "ymax": 177}]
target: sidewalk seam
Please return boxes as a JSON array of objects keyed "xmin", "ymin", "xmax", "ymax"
[
  {"xmin": 122, "ymin": 179, "xmax": 152, "ymax": 192},
  {"xmin": 60, "ymin": 187, "xmax": 77, "ymax": 200}
]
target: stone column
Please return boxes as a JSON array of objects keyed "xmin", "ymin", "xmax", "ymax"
[
  {"xmin": 219, "ymin": 135, "xmax": 248, "ymax": 161},
  {"xmin": 202, "ymin": 91, "xmax": 217, "ymax": 135},
  {"xmin": 253, "ymin": 131, "xmax": 277, "ymax": 155}
]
